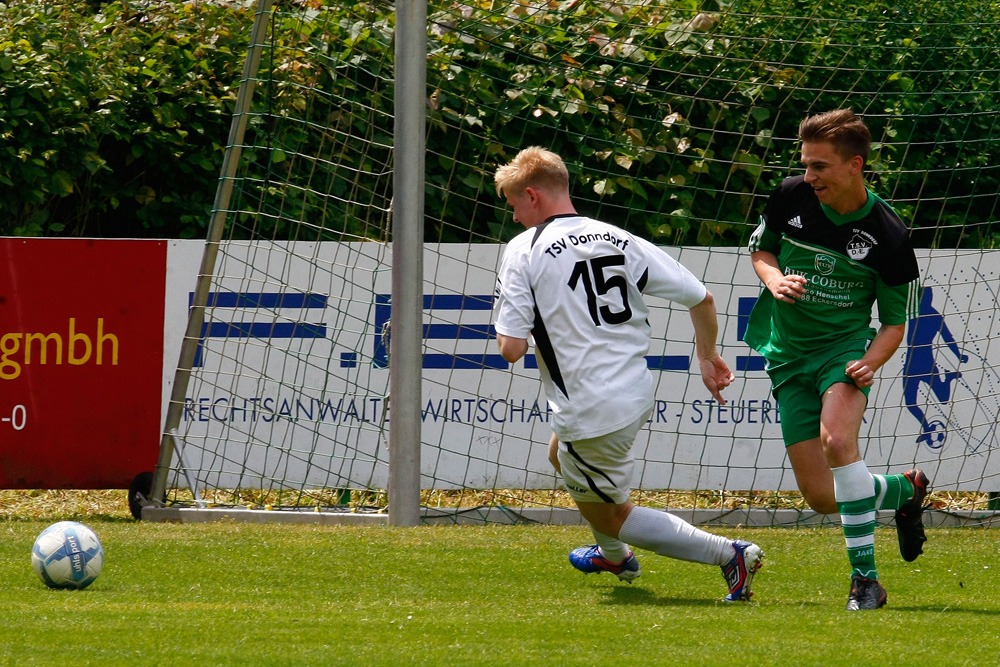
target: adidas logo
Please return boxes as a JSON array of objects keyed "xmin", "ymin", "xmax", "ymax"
[{"xmin": 787, "ymin": 215, "xmax": 803, "ymax": 228}]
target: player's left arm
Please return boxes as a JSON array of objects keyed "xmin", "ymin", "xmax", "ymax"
[
  {"xmin": 846, "ymin": 323, "xmax": 905, "ymax": 389},
  {"xmin": 938, "ymin": 319, "xmax": 968, "ymax": 361},
  {"xmin": 688, "ymin": 291, "xmax": 735, "ymax": 404},
  {"xmin": 847, "ymin": 265, "xmax": 919, "ymax": 388}
]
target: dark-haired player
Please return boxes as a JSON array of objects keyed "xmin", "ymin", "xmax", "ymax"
[{"xmin": 746, "ymin": 109, "xmax": 928, "ymax": 611}]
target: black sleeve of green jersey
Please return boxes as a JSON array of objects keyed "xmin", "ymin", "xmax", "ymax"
[
  {"xmin": 761, "ymin": 179, "xmax": 788, "ymax": 230},
  {"xmin": 763, "ymin": 177, "xmax": 813, "ymax": 229},
  {"xmin": 876, "ymin": 211, "xmax": 921, "ymax": 288},
  {"xmin": 753, "ymin": 177, "xmax": 800, "ymax": 253},
  {"xmin": 884, "ymin": 236, "xmax": 920, "ymax": 287}
]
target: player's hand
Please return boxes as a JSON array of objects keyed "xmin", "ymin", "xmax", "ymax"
[
  {"xmin": 767, "ymin": 274, "xmax": 807, "ymax": 303},
  {"xmin": 699, "ymin": 355, "xmax": 735, "ymax": 405},
  {"xmin": 845, "ymin": 359, "xmax": 875, "ymax": 388}
]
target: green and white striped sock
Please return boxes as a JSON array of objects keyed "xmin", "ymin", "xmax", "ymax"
[
  {"xmin": 834, "ymin": 461, "xmax": 878, "ymax": 579},
  {"xmin": 872, "ymin": 473, "xmax": 916, "ymax": 510}
]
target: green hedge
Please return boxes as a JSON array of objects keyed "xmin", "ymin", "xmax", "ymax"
[
  {"xmin": 423, "ymin": 0, "xmax": 1000, "ymax": 247},
  {"xmin": 0, "ymin": 0, "xmax": 248, "ymax": 237},
  {"xmin": 2, "ymin": 0, "xmax": 998, "ymax": 247}
]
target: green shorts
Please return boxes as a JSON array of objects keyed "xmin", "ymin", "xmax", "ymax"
[{"xmin": 767, "ymin": 339, "xmax": 871, "ymax": 447}]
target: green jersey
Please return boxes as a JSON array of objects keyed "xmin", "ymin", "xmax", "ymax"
[{"xmin": 746, "ymin": 176, "xmax": 921, "ymax": 362}]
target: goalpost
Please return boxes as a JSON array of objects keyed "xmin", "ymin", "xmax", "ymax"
[{"xmin": 145, "ymin": 0, "xmax": 1000, "ymax": 527}]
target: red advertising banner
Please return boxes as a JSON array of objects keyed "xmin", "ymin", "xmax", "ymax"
[{"xmin": 0, "ymin": 239, "xmax": 166, "ymax": 488}]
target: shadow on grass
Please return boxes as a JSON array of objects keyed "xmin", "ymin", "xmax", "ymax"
[
  {"xmin": 598, "ymin": 584, "xmax": 831, "ymax": 609},
  {"xmin": 600, "ymin": 586, "xmax": 1000, "ymax": 615},
  {"xmin": 598, "ymin": 585, "xmax": 750, "ymax": 608}
]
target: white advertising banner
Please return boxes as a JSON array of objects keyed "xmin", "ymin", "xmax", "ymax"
[{"xmin": 165, "ymin": 241, "xmax": 999, "ymax": 491}]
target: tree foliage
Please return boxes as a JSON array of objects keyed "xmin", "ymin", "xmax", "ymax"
[
  {"xmin": 422, "ymin": 0, "xmax": 1000, "ymax": 248},
  {"xmin": 1, "ymin": 0, "xmax": 998, "ymax": 247},
  {"xmin": 0, "ymin": 0, "xmax": 249, "ymax": 237}
]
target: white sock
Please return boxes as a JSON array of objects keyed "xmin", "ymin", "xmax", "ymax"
[
  {"xmin": 619, "ymin": 506, "xmax": 733, "ymax": 565},
  {"xmin": 832, "ymin": 460, "xmax": 876, "ymax": 504},
  {"xmin": 591, "ymin": 528, "xmax": 631, "ymax": 564}
]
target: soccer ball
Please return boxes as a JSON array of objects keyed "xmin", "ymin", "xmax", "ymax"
[{"xmin": 31, "ymin": 521, "xmax": 104, "ymax": 590}]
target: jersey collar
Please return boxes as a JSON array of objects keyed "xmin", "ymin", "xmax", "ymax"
[
  {"xmin": 821, "ymin": 190, "xmax": 876, "ymax": 225},
  {"xmin": 531, "ymin": 214, "xmax": 579, "ymax": 247}
]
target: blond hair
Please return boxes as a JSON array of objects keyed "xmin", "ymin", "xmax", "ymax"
[
  {"xmin": 494, "ymin": 146, "xmax": 570, "ymax": 198},
  {"xmin": 798, "ymin": 109, "xmax": 871, "ymax": 164}
]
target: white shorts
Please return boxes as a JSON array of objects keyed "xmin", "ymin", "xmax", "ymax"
[{"xmin": 556, "ymin": 411, "xmax": 650, "ymax": 504}]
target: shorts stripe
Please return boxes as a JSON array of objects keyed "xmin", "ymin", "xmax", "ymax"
[{"xmin": 566, "ymin": 442, "xmax": 616, "ymax": 503}]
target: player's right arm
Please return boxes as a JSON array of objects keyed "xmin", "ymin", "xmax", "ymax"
[
  {"xmin": 751, "ymin": 249, "xmax": 807, "ymax": 304},
  {"xmin": 496, "ymin": 333, "xmax": 528, "ymax": 363},
  {"xmin": 547, "ymin": 432, "xmax": 561, "ymax": 473},
  {"xmin": 748, "ymin": 189, "xmax": 808, "ymax": 303},
  {"xmin": 493, "ymin": 232, "xmax": 535, "ymax": 363}
]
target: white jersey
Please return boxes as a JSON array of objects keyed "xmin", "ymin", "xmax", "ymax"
[{"xmin": 493, "ymin": 214, "xmax": 707, "ymax": 441}]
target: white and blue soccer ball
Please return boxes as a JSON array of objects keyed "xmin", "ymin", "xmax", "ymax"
[{"xmin": 31, "ymin": 521, "xmax": 104, "ymax": 590}]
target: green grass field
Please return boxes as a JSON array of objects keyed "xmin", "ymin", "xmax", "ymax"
[{"xmin": 2, "ymin": 515, "xmax": 999, "ymax": 666}]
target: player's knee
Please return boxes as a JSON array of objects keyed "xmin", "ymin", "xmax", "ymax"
[{"xmin": 820, "ymin": 431, "xmax": 859, "ymax": 465}]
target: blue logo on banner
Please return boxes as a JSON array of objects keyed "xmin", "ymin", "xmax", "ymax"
[
  {"xmin": 879, "ymin": 282, "xmax": 1000, "ymax": 455},
  {"xmin": 373, "ymin": 293, "xmax": 690, "ymax": 371},
  {"xmin": 902, "ymin": 286, "xmax": 967, "ymax": 448},
  {"xmin": 373, "ymin": 294, "xmax": 504, "ymax": 370},
  {"xmin": 192, "ymin": 291, "xmax": 327, "ymax": 367}
]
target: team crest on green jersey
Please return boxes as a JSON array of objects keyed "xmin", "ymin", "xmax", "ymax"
[
  {"xmin": 814, "ymin": 254, "xmax": 836, "ymax": 275},
  {"xmin": 847, "ymin": 232, "xmax": 875, "ymax": 260}
]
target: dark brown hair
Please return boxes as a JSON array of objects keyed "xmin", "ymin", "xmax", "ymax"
[{"xmin": 798, "ymin": 109, "xmax": 871, "ymax": 164}]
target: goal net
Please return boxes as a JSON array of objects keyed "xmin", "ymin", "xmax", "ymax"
[{"xmin": 147, "ymin": 0, "xmax": 1000, "ymax": 526}]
